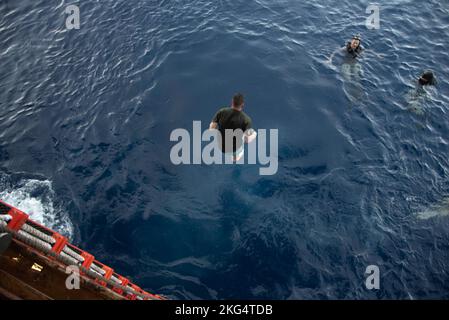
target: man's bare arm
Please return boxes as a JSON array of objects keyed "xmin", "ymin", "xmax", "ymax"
[
  {"xmin": 209, "ymin": 122, "xmax": 218, "ymax": 130},
  {"xmin": 244, "ymin": 129, "xmax": 257, "ymax": 144}
]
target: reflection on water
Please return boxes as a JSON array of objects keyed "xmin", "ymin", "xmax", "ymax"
[
  {"xmin": 406, "ymin": 84, "xmax": 432, "ymax": 115},
  {"xmin": 327, "ymin": 47, "xmax": 367, "ymax": 106},
  {"xmin": 341, "ymin": 60, "xmax": 365, "ymax": 105},
  {"xmin": 341, "ymin": 61, "xmax": 363, "ymax": 81}
]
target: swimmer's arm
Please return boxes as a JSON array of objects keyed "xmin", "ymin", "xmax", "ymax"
[
  {"xmin": 327, "ymin": 46, "xmax": 346, "ymax": 64},
  {"xmin": 244, "ymin": 129, "xmax": 257, "ymax": 144},
  {"xmin": 209, "ymin": 122, "xmax": 218, "ymax": 130}
]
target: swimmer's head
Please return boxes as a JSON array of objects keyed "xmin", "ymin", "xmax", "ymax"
[
  {"xmin": 349, "ymin": 35, "xmax": 361, "ymax": 50},
  {"xmin": 418, "ymin": 71, "xmax": 435, "ymax": 86}
]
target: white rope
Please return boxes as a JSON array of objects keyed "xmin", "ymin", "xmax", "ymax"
[
  {"xmin": 22, "ymin": 223, "xmax": 56, "ymax": 244},
  {"xmin": 60, "ymin": 251, "xmax": 81, "ymax": 266},
  {"xmin": 91, "ymin": 263, "xmax": 106, "ymax": 275},
  {"xmin": 90, "ymin": 267, "xmax": 104, "ymax": 278},
  {"xmin": 0, "ymin": 214, "xmax": 11, "ymax": 222},
  {"xmin": 0, "ymin": 220, "xmax": 8, "ymax": 229},
  {"xmin": 16, "ymin": 229, "xmax": 53, "ymax": 252},
  {"xmin": 62, "ymin": 246, "xmax": 85, "ymax": 263},
  {"xmin": 111, "ymin": 275, "xmax": 122, "ymax": 285}
]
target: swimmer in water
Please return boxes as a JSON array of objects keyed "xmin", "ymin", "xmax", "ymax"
[
  {"xmin": 345, "ymin": 34, "xmax": 363, "ymax": 59},
  {"xmin": 418, "ymin": 70, "xmax": 436, "ymax": 86},
  {"xmin": 327, "ymin": 34, "xmax": 384, "ymax": 65},
  {"xmin": 407, "ymin": 70, "xmax": 437, "ymax": 114}
]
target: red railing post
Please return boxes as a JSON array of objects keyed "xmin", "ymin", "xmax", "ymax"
[
  {"xmin": 51, "ymin": 233, "xmax": 68, "ymax": 254},
  {"xmin": 81, "ymin": 251, "xmax": 94, "ymax": 269},
  {"xmin": 96, "ymin": 264, "xmax": 113, "ymax": 287},
  {"xmin": 113, "ymin": 275, "xmax": 130, "ymax": 295},
  {"xmin": 7, "ymin": 208, "xmax": 29, "ymax": 231}
]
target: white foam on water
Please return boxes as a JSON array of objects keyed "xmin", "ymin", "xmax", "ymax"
[
  {"xmin": 416, "ymin": 198, "xmax": 449, "ymax": 220},
  {"xmin": 0, "ymin": 178, "xmax": 74, "ymax": 239}
]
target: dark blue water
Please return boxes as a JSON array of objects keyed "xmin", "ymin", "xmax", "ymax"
[{"xmin": 1, "ymin": 0, "xmax": 449, "ymax": 299}]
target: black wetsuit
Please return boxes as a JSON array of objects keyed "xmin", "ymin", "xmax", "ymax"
[
  {"xmin": 346, "ymin": 42, "xmax": 363, "ymax": 58},
  {"xmin": 212, "ymin": 107, "xmax": 253, "ymax": 153}
]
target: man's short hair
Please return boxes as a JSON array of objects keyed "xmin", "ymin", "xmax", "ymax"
[{"xmin": 233, "ymin": 93, "xmax": 244, "ymax": 107}]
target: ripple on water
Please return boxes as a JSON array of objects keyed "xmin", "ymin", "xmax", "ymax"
[{"xmin": 1, "ymin": 0, "xmax": 449, "ymax": 299}]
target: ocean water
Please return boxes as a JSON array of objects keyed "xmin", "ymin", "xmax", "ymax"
[{"xmin": 1, "ymin": 0, "xmax": 449, "ymax": 299}]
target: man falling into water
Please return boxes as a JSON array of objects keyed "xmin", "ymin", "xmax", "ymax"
[{"xmin": 209, "ymin": 93, "xmax": 257, "ymax": 162}]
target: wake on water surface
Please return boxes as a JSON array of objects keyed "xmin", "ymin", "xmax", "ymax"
[{"xmin": 0, "ymin": 172, "xmax": 73, "ymax": 239}]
